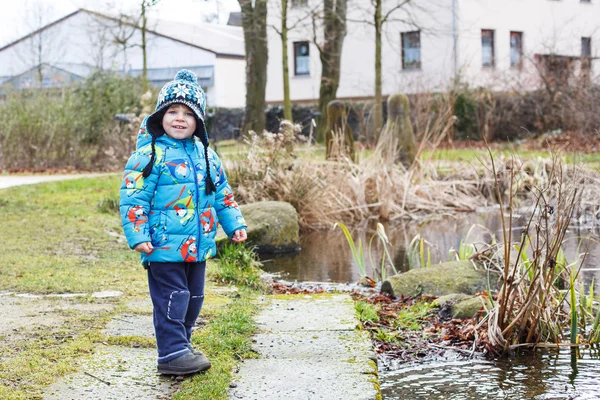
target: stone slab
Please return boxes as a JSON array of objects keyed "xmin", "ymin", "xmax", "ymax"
[
  {"xmin": 229, "ymin": 294, "xmax": 379, "ymax": 400},
  {"xmin": 229, "ymin": 358, "xmax": 376, "ymax": 400},
  {"xmin": 103, "ymin": 314, "xmax": 155, "ymax": 338},
  {"xmin": 44, "ymin": 346, "xmax": 175, "ymax": 400},
  {"xmin": 254, "ymin": 295, "xmax": 358, "ymax": 332},
  {"xmin": 251, "ymin": 330, "xmax": 374, "ymax": 361}
]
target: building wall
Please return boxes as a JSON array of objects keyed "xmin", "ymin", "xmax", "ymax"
[
  {"xmin": 264, "ymin": 0, "xmax": 600, "ymax": 104},
  {"xmin": 213, "ymin": 56, "xmax": 246, "ymax": 108},
  {"xmin": 457, "ymin": 0, "xmax": 600, "ymax": 90},
  {"xmin": 0, "ymin": 11, "xmax": 245, "ymax": 107}
]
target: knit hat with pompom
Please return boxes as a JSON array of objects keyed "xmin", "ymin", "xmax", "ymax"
[{"xmin": 143, "ymin": 69, "xmax": 215, "ymax": 194}]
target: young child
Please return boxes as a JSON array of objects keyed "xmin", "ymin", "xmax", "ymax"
[{"xmin": 120, "ymin": 70, "xmax": 247, "ymax": 375}]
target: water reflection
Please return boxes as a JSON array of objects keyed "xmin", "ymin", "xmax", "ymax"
[
  {"xmin": 261, "ymin": 211, "xmax": 600, "ymax": 286},
  {"xmin": 380, "ymin": 349, "xmax": 600, "ymax": 400}
]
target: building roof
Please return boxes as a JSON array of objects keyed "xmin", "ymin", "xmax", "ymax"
[
  {"xmin": 0, "ymin": 63, "xmax": 87, "ymax": 89},
  {"xmin": 0, "ymin": 8, "xmax": 245, "ymax": 59},
  {"xmin": 151, "ymin": 17, "xmax": 244, "ymax": 58}
]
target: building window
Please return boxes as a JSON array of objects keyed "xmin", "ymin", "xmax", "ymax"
[
  {"xmin": 582, "ymin": 37, "xmax": 592, "ymax": 57},
  {"xmin": 510, "ymin": 31, "xmax": 523, "ymax": 68},
  {"xmin": 291, "ymin": 0, "xmax": 306, "ymax": 7},
  {"xmin": 294, "ymin": 41, "xmax": 310, "ymax": 75},
  {"xmin": 482, "ymin": 29, "xmax": 495, "ymax": 67},
  {"xmin": 401, "ymin": 31, "xmax": 421, "ymax": 70}
]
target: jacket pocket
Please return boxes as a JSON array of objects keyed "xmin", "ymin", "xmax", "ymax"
[{"xmin": 149, "ymin": 210, "xmax": 168, "ymax": 246}]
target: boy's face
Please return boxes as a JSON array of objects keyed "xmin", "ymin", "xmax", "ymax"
[{"xmin": 162, "ymin": 104, "xmax": 197, "ymax": 140}]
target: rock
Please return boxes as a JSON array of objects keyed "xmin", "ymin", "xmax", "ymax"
[
  {"xmin": 436, "ymin": 294, "xmax": 484, "ymax": 320},
  {"xmin": 435, "ymin": 293, "xmax": 471, "ymax": 307},
  {"xmin": 452, "ymin": 296, "xmax": 484, "ymax": 319},
  {"xmin": 380, "ymin": 260, "xmax": 494, "ymax": 298},
  {"xmin": 217, "ymin": 201, "xmax": 300, "ymax": 253}
]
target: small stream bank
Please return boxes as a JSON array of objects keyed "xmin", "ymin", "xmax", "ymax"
[{"xmin": 262, "ymin": 211, "xmax": 600, "ymax": 399}]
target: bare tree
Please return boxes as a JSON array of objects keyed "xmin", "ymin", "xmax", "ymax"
[
  {"xmin": 346, "ymin": 0, "xmax": 421, "ymax": 142},
  {"xmin": 140, "ymin": 1, "xmax": 161, "ymax": 92},
  {"xmin": 99, "ymin": 1, "xmax": 160, "ymax": 91},
  {"xmin": 271, "ymin": 1, "xmax": 315, "ymax": 122},
  {"xmin": 239, "ymin": 0, "xmax": 269, "ymax": 135},
  {"xmin": 313, "ymin": 0, "xmax": 348, "ymax": 143},
  {"xmin": 15, "ymin": 0, "xmax": 66, "ymax": 86}
]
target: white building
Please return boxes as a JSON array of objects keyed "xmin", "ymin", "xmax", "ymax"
[
  {"xmin": 265, "ymin": 0, "xmax": 600, "ymax": 104},
  {"xmin": 0, "ymin": 9, "xmax": 246, "ymax": 108},
  {"xmin": 2, "ymin": 2, "xmax": 598, "ymax": 109}
]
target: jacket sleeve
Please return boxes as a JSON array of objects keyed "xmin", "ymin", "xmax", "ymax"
[
  {"xmin": 119, "ymin": 146, "xmax": 161, "ymax": 250},
  {"xmin": 212, "ymin": 151, "xmax": 247, "ymax": 237}
]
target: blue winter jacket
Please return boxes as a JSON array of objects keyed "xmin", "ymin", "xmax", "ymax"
[{"xmin": 119, "ymin": 118, "xmax": 247, "ymax": 266}]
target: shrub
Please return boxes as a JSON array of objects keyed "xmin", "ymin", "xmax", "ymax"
[{"xmin": 0, "ymin": 72, "xmax": 145, "ymax": 171}]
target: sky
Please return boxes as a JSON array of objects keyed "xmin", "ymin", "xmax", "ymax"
[{"xmin": 0, "ymin": 0, "xmax": 241, "ymax": 47}]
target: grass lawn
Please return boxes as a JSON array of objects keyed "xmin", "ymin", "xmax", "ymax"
[
  {"xmin": 216, "ymin": 139, "xmax": 600, "ymax": 169},
  {"xmin": 0, "ymin": 175, "xmax": 260, "ymax": 400}
]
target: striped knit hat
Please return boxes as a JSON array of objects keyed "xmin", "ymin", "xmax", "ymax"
[{"xmin": 143, "ymin": 69, "xmax": 215, "ymax": 194}]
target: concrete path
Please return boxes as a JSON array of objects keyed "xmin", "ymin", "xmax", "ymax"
[
  {"xmin": 0, "ymin": 173, "xmax": 113, "ymax": 189},
  {"xmin": 229, "ymin": 294, "xmax": 380, "ymax": 400},
  {"xmin": 43, "ymin": 299, "xmax": 182, "ymax": 400}
]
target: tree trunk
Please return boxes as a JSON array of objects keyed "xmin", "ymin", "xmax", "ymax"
[
  {"xmin": 239, "ymin": 0, "xmax": 269, "ymax": 136},
  {"xmin": 373, "ymin": 0, "xmax": 383, "ymax": 143},
  {"xmin": 141, "ymin": 0, "xmax": 149, "ymax": 92},
  {"xmin": 281, "ymin": 0, "xmax": 292, "ymax": 121},
  {"xmin": 315, "ymin": 0, "xmax": 347, "ymax": 143}
]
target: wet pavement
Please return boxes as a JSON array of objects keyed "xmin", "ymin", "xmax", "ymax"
[{"xmin": 228, "ymin": 294, "xmax": 380, "ymax": 400}]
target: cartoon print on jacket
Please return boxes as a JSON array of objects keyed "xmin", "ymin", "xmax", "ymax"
[
  {"xmin": 119, "ymin": 117, "xmax": 247, "ymax": 267},
  {"xmin": 221, "ymin": 189, "xmax": 239, "ymax": 209},
  {"xmin": 148, "ymin": 211, "xmax": 168, "ymax": 247},
  {"xmin": 179, "ymin": 237, "xmax": 197, "ymax": 262},
  {"xmin": 127, "ymin": 205, "xmax": 147, "ymax": 233},
  {"xmin": 165, "ymin": 186, "xmax": 195, "ymax": 226},
  {"xmin": 124, "ymin": 165, "xmax": 145, "ymax": 197},
  {"xmin": 199, "ymin": 202, "xmax": 215, "ymax": 235},
  {"xmin": 165, "ymin": 159, "xmax": 190, "ymax": 183}
]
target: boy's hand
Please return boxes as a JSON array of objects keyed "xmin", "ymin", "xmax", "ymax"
[
  {"xmin": 134, "ymin": 242, "xmax": 154, "ymax": 253},
  {"xmin": 232, "ymin": 229, "xmax": 247, "ymax": 243}
]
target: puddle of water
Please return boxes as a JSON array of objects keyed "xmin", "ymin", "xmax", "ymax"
[
  {"xmin": 260, "ymin": 211, "xmax": 600, "ymax": 287},
  {"xmin": 381, "ymin": 349, "xmax": 600, "ymax": 400}
]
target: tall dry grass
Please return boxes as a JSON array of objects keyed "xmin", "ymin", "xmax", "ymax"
[
  {"xmin": 227, "ymin": 117, "xmax": 600, "ymax": 230},
  {"xmin": 466, "ymin": 153, "xmax": 600, "ymax": 354}
]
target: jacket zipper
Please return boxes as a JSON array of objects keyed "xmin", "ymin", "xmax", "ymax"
[{"xmin": 182, "ymin": 139, "xmax": 202, "ymax": 253}]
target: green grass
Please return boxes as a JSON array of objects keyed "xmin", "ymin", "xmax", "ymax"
[
  {"xmin": 355, "ymin": 301, "xmax": 380, "ymax": 324},
  {"xmin": 392, "ymin": 300, "xmax": 436, "ymax": 331},
  {"xmin": 0, "ymin": 176, "xmax": 263, "ymax": 399},
  {"xmin": 175, "ymin": 289, "xmax": 259, "ymax": 399},
  {"xmin": 422, "ymin": 147, "xmax": 600, "ymax": 169},
  {"xmin": 216, "ymin": 139, "xmax": 600, "ymax": 170},
  {"xmin": 212, "ymin": 243, "xmax": 265, "ymax": 291}
]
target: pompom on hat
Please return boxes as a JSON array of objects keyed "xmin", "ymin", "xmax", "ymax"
[{"xmin": 143, "ymin": 69, "xmax": 216, "ymax": 194}]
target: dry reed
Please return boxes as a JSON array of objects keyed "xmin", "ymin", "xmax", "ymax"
[{"xmin": 227, "ymin": 122, "xmax": 600, "ymax": 231}]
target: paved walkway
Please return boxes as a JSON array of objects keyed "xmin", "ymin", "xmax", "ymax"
[
  {"xmin": 229, "ymin": 294, "xmax": 380, "ymax": 400},
  {"xmin": 0, "ymin": 173, "xmax": 113, "ymax": 189}
]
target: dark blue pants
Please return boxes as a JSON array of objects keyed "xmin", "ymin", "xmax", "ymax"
[{"xmin": 147, "ymin": 261, "xmax": 206, "ymax": 363}]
